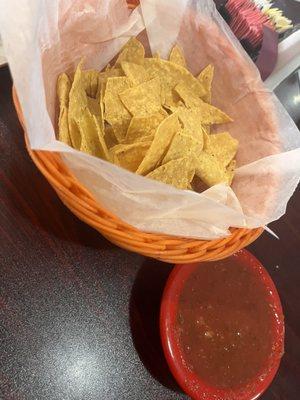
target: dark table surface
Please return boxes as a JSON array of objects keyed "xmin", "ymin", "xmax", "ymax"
[{"xmin": 1, "ymin": 65, "xmax": 300, "ymax": 400}]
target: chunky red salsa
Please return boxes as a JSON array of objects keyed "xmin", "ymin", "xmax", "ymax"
[{"xmin": 177, "ymin": 257, "xmax": 275, "ymax": 389}]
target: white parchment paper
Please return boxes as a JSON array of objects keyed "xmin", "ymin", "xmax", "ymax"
[{"xmin": 1, "ymin": 0, "xmax": 300, "ymax": 239}]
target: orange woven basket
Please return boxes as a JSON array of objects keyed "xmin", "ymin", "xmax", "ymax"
[{"xmin": 12, "ymin": 87, "xmax": 263, "ymax": 263}]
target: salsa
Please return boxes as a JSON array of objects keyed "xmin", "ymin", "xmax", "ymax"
[{"xmin": 177, "ymin": 257, "xmax": 275, "ymax": 389}]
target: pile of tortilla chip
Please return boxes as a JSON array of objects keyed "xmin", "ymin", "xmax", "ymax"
[{"xmin": 57, "ymin": 38, "xmax": 238, "ymax": 190}]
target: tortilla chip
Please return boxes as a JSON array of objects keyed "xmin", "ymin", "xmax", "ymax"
[
  {"xmin": 162, "ymin": 129, "xmax": 203, "ymax": 165},
  {"xmin": 104, "ymin": 77, "xmax": 133, "ymax": 141},
  {"xmin": 163, "ymin": 101, "xmax": 185, "ymax": 115},
  {"xmin": 82, "ymin": 69, "xmax": 99, "ymax": 98},
  {"xmin": 68, "ymin": 62, "xmax": 88, "ymax": 149},
  {"xmin": 169, "ymin": 45, "xmax": 187, "ymax": 68},
  {"xmin": 87, "ymin": 96, "xmax": 100, "ymax": 116},
  {"xmin": 136, "ymin": 113, "xmax": 181, "ymax": 175},
  {"xmin": 58, "ymin": 108, "xmax": 71, "ymax": 146},
  {"xmin": 79, "ymin": 108, "xmax": 110, "ymax": 161},
  {"xmin": 120, "ymin": 77, "xmax": 163, "ymax": 117},
  {"xmin": 111, "ymin": 141, "xmax": 152, "ymax": 172},
  {"xmin": 146, "ymin": 157, "xmax": 194, "ymax": 189},
  {"xmin": 125, "ymin": 111, "xmax": 167, "ymax": 143},
  {"xmin": 99, "ymin": 67, "xmax": 123, "ymax": 83},
  {"xmin": 187, "ymin": 166, "xmax": 196, "ymax": 183},
  {"xmin": 87, "ymin": 94, "xmax": 107, "ymax": 137},
  {"xmin": 110, "ymin": 119, "xmax": 132, "ymax": 143},
  {"xmin": 96, "ymin": 68, "xmax": 123, "ymax": 99},
  {"xmin": 176, "ymin": 105, "xmax": 233, "ymax": 127},
  {"xmin": 92, "ymin": 118, "xmax": 110, "ymax": 160},
  {"xmin": 115, "ymin": 37, "xmax": 145, "ymax": 66},
  {"xmin": 120, "ymin": 61, "xmax": 149, "ymax": 85},
  {"xmin": 143, "ymin": 58, "xmax": 206, "ymax": 106},
  {"xmin": 57, "ymin": 73, "xmax": 72, "ymax": 146},
  {"xmin": 205, "ymin": 132, "xmax": 238, "ymax": 167},
  {"xmin": 203, "ymin": 124, "xmax": 211, "ymax": 134},
  {"xmin": 225, "ymin": 160, "xmax": 236, "ymax": 185},
  {"xmin": 99, "ymin": 90, "xmax": 105, "ymax": 133},
  {"xmin": 197, "ymin": 64, "xmax": 214, "ymax": 103},
  {"xmin": 99, "ymin": 80, "xmax": 106, "ymax": 110},
  {"xmin": 174, "ymin": 109, "xmax": 204, "ymax": 146},
  {"xmin": 104, "ymin": 124, "xmax": 118, "ymax": 149},
  {"xmin": 57, "ymin": 73, "xmax": 71, "ymax": 107},
  {"xmin": 174, "ymin": 81, "xmax": 205, "ymax": 109},
  {"xmin": 194, "ymin": 152, "xmax": 228, "ymax": 186},
  {"xmin": 202, "ymin": 128, "xmax": 209, "ymax": 148}
]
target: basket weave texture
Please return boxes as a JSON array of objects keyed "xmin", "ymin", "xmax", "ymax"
[{"xmin": 12, "ymin": 82, "xmax": 263, "ymax": 264}]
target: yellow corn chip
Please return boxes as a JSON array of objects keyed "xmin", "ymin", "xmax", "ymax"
[
  {"xmin": 197, "ymin": 64, "xmax": 214, "ymax": 103},
  {"xmin": 203, "ymin": 124, "xmax": 211, "ymax": 134},
  {"xmin": 146, "ymin": 157, "xmax": 194, "ymax": 190},
  {"xmin": 162, "ymin": 129, "xmax": 203, "ymax": 165},
  {"xmin": 57, "ymin": 73, "xmax": 72, "ymax": 146},
  {"xmin": 139, "ymin": 134, "xmax": 155, "ymax": 142},
  {"xmin": 104, "ymin": 77, "xmax": 133, "ymax": 141},
  {"xmin": 57, "ymin": 73, "xmax": 71, "ymax": 108},
  {"xmin": 204, "ymin": 132, "xmax": 238, "ymax": 167},
  {"xmin": 194, "ymin": 152, "xmax": 228, "ymax": 186},
  {"xmin": 58, "ymin": 107, "xmax": 71, "ymax": 146},
  {"xmin": 115, "ymin": 37, "xmax": 145, "ymax": 66},
  {"xmin": 163, "ymin": 101, "xmax": 185, "ymax": 115},
  {"xmin": 136, "ymin": 113, "xmax": 181, "ymax": 175},
  {"xmin": 79, "ymin": 108, "xmax": 110, "ymax": 161},
  {"xmin": 68, "ymin": 62, "xmax": 88, "ymax": 149},
  {"xmin": 119, "ymin": 77, "xmax": 163, "ymax": 117},
  {"xmin": 169, "ymin": 45, "xmax": 187, "ymax": 68},
  {"xmin": 202, "ymin": 127, "xmax": 210, "ymax": 148},
  {"xmin": 91, "ymin": 115, "xmax": 107, "ymax": 156},
  {"xmin": 111, "ymin": 141, "xmax": 152, "ymax": 172},
  {"xmin": 104, "ymin": 124, "xmax": 118, "ymax": 149},
  {"xmin": 99, "ymin": 81, "xmax": 106, "ymax": 105},
  {"xmin": 226, "ymin": 159, "xmax": 236, "ymax": 185},
  {"xmin": 87, "ymin": 95, "xmax": 106, "ymax": 137},
  {"xmin": 125, "ymin": 111, "xmax": 167, "ymax": 143},
  {"xmin": 174, "ymin": 109, "xmax": 204, "ymax": 146},
  {"xmin": 174, "ymin": 81, "xmax": 206, "ymax": 108},
  {"xmin": 96, "ymin": 68, "xmax": 124, "ymax": 99},
  {"xmin": 176, "ymin": 105, "xmax": 232, "ymax": 127},
  {"xmin": 87, "ymin": 96, "xmax": 100, "ymax": 116},
  {"xmin": 92, "ymin": 118, "xmax": 110, "ymax": 160},
  {"xmin": 99, "ymin": 90, "xmax": 105, "ymax": 133},
  {"xmin": 121, "ymin": 61, "xmax": 149, "ymax": 85},
  {"xmin": 111, "ymin": 120, "xmax": 132, "ymax": 143},
  {"xmin": 82, "ymin": 69, "xmax": 99, "ymax": 98},
  {"xmin": 98, "ymin": 67, "xmax": 123, "ymax": 83},
  {"xmin": 143, "ymin": 58, "xmax": 206, "ymax": 106},
  {"xmin": 187, "ymin": 166, "xmax": 196, "ymax": 183}
]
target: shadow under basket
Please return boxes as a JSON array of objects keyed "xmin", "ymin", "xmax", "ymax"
[{"xmin": 12, "ymin": 87, "xmax": 263, "ymax": 263}]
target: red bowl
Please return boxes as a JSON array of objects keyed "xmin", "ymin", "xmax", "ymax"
[{"xmin": 160, "ymin": 249, "xmax": 284, "ymax": 400}]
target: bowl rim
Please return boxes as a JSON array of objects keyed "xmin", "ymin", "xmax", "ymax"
[{"xmin": 160, "ymin": 249, "xmax": 285, "ymax": 400}]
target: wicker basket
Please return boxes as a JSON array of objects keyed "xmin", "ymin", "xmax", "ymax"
[{"xmin": 12, "ymin": 88, "xmax": 263, "ymax": 263}]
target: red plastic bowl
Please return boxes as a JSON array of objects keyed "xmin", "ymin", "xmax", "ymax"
[{"xmin": 160, "ymin": 249, "xmax": 284, "ymax": 400}]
